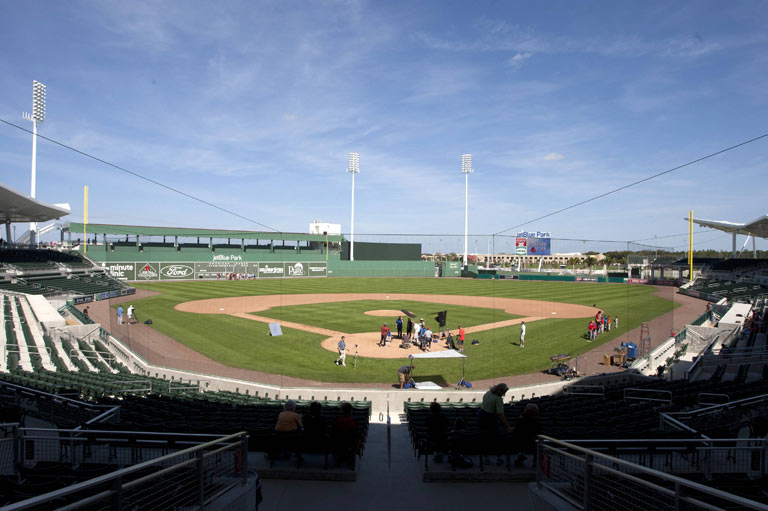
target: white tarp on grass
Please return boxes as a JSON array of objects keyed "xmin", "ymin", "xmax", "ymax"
[{"xmin": 409, "ymin": 350, "xmax": 466, "ymax": 360}]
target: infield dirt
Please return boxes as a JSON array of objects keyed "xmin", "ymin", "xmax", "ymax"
[{"xmin": 174, "ymin": 293, "xmax": 597, "ymax": 359}]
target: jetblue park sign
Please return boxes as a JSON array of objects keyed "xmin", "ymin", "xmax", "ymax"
[{"xmin": 102, "ymin": 261, "xmax": 327, "ymax": 281}]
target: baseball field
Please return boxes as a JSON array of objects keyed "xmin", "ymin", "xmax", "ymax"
[{"xmin": 124, "ymin": 277, "xmax": 679, "ymax": 384}]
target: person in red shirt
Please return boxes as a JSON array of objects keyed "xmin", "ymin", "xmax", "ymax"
[
  {"xmin": 588, "ymin": 320, "xmax": 595, "ymax": 341},
  {"xmin": 457, "ymin": 325, "xmax": 466, "ymax": 352},
  {"xmin": 379, "ymin": 323, "xmax": 389, "ymax": 347}
]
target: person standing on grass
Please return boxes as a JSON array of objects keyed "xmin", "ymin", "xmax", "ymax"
[
  {"xmin": 396, "ymin": 316, "xmax": 403, "ymax": 339},
  {"xmin": 127, "ymin": 304, "xmax": 135, "ymax": 325},
  {"xmin": 335, "ymin": 336, "xmax": 347, "ymax": 367},
  {"xmin": 406, "ymin": 317, "xmax": 414, "ymax": 342},
  {"xmin": 519, "ymin": 321, "xmax": 526, "ymax": 347},
  {"xmin": 614, "ymin": 315, "xmax": 619, "ymax": 330}
]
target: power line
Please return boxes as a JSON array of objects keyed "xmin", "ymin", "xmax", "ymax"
[
  {"xmin": 493, "ymin": 131, "xmax": 768, "ymax": 236},
  {"xmin": 629, "ymin": 232, "xmax": 690, "ymax": 242},
  {"xmin": 0, "ymin": 117, "xmax": 279, "ymax": 232}
]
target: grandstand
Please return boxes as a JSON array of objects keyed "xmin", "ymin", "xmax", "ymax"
[
  {"xmin": 0, "ymin": 189, "xmax": 767, "ymax": 508},
  {"xmin": 1, "ymin": 242, "xmax": 767, "ymax": 510}
]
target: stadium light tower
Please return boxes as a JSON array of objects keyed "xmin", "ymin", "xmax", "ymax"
[
  {"xmin": 347, "ymin": 153, "xmax": 360, "ymax": 262},
  {"xmin": 461, "ymin": 154, "xmax": 473, "ymax": 267},
  {"xmin": 23, "ymin": 80, "xmax": 46, "ymax": 246}
]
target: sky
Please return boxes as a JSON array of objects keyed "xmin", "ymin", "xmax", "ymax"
[{"xmin": 1, "ymin": 0, "xmax": 767, "ymax": 255}]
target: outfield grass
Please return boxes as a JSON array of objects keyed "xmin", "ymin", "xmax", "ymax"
[
  {"xmin": 255, "ymin": 300, "xmax": 522, "ymax": 333},
  {"xmin": 128, "ymin": 278, "xmax": 680, "ymax": 384}
]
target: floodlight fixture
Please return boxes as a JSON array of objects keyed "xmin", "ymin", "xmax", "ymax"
[
  {"xmin": 461, "ymin": 154, "xmax": 473, "ymax": 267},
  {"xmin": 347, "ymin": 153, "xmax": 360, "ymax": 261},
  {"xmin": 22, "ymin": 80, "xmax": 47, "ymax": 246}
]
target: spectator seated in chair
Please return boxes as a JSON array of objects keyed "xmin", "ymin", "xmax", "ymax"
[
  {"xmin": 301, "ymin": 401, "xmax": 328, "ymax": 456},
  {"xmin": 512, "ymin": 403, "xmax": 540, "ymax": 467},
  {"xmin": 272, "ymin": 399, "xmax": 303, "ymax": 462},
  {"xmin": 426, "ymin": 401, "xmax": 450, "ymax": 463},
  {"xmin": 332, "ymin": 402, "xmax": 360, "ymax": 468}
]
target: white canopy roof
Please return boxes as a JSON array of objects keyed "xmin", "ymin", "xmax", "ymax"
[
  {"xmin": 409, "ymin": 350, "xmax": 466, "ymax": 360},
  {"xmin": 0, "ymin": 182, "xmax": 70, "ymax": 223},
  {"xmin": 685, "ymin": 214, "xmax": 768, "ymax": 239}
]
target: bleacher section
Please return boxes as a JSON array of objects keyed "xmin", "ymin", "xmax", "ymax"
[
  {"xmin": 0, "ymin": 247, "xmax": 132, "ymax": 299},
  {"xmin": 0, "ymin": 279, "xmax": 766, "ymax": 509},
  {"xmin": 685, "ymin": 276, "xmax": 768, "ymax": 303},
  {"xmin": 405, "ymin": 376, "xmax": 768, "ymax": 469}
]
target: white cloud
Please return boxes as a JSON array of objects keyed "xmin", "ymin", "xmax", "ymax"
[
  {"xmin": 543, "ymin": 152, "xmax": 564, "ymax": 161},
  {"xmin": 508, "ymin": 52, "xmax": 533, "ymax": 67}
]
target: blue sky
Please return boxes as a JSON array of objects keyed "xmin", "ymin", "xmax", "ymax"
[{"xmin": 1, "ymin": 1, "xmax": 766, "ymax": 254}]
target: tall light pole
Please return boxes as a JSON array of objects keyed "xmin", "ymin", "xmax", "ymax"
[
  {"xmin": 461, "ymin": 154, "xmax": 473, "ymax": 267},
  {"xmin": 23, "ymin": 80, "xmax": 46, "ymax": 246},
  {"xmin": 347, "ymin": 153, "xmax": 360, "ymax": 262}
]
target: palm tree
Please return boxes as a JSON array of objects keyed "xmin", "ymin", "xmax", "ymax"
[{"xmin": 584, "ymin": 256, "xmax": 597, "ymax": 274}]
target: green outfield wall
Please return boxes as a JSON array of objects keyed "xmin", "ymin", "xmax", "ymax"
[
  {"xmin": 95, "ymin": 260, "xmax": 330, "ymax": 281},
  {"xmin": 84, "ymin": 245, "xmax": 337, "ymax": 263},
  {"xmin": 327, "ymin": 260, "xmax": 436, "ymax": 277}
]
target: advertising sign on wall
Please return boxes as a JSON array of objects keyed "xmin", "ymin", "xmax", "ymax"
[
  {"xmin": 527, "ymin": 237, "xmax": 551, "ymax": 256},
  {"xmin": 103, "ymin": 261, "xmax": 326, "ymax": 280},
  {"xmin": 136, "ymin": 263, "xmax": 159, "ymax": 280},
  {"xmin": 286, "ymin": 262, "xmax": 307, "ymax": 277},
  {"xmin": 258, "ymin": 262, "xmax": 285, "ymax": 278},
  {"xmin": 195, "ymin": 262, "xmax": 251, "ymax": 278},
  {"xmin": 102, "ymin": 263, "xmax": 136, "ymax": 281},
  {"xmin": 307, "ymin": 262, "xmax": 328, "ymax": 276},
  {"xmin": 515, "ymin": 238, "xmax": 527, "ymax": 255},
  {"xmin": 159, "ymin": 263, "xmax": 195, "ymax": 280}
]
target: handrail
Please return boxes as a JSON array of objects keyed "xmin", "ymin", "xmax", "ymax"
[
  {"xmin": 537, "ymin": 435, "xmax": 768, "ymax": 510},
  {"xmin": 564, "ymin": 385, "xmax": 605, "ymax": 398},
  {"xmin": 698, "ymin": 392, "xmax": 730, "ymax": 406},
  {"xmin": 623, "ymin": 387, "xmax": 673, "ymax": 404},
  {"xmin": 659, "ymin": 413, "xmax": 700, "ymax": 434},
  {"xmin": 2, "ymin": 430, "xmax": 248, "ymax": 511}
]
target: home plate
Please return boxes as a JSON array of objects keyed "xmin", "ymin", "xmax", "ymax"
[{"xmin": 220, "ymin": 308, "xmax": 225, "ymax": 311}]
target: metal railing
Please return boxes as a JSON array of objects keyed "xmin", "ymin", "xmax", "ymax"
[
  {"xmin": 3, "ymin": 429, "xmax": 248, "ymax": 511},
  {"xmin": 536, "ymin": 436, "xmax": 768, "ymax": 511},
  {"xmin": 661, "ymin": 393, "xmax": 768, "ymax": 438},
  {"xmin": 564, "ymin": 385, "xmax": 605, "ymax": 398},
  {"xmin": 0, "ymin": 380, "xmax": 118, "ymax": 425},
  {"xmin": 623, "ymin": 388, "xmax": 673, "ymax": 404}
]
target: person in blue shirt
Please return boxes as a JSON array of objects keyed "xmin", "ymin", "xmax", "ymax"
[
  {"xmin": 117, "ymin": 305, "xmax": 124, "ymax": 325},
  {"xmin": 396, "ymin": 316, "xmax": 403, "ymax": 339},
  {"xmin": 335, "ymin": 336, "xmax": 347, "ymax": 367}
]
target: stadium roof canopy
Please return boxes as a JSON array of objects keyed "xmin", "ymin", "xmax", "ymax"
[
  {"xmin": 0, "ymin": 182, "xmax": 71, "ymax": 223},
  {"xmin": 686, "ymin": 214, "xmax": 768, "ymax": 239},
  {"xmin": 64, "ymin": 222, "xmax": 345, "ymax": 243}
]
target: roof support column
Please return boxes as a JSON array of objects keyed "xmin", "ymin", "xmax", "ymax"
[
  {"xmin": 732, "ymin": 232, "xmax": 737, "ymax": 258},
  {"xmin": 4, "ymin": 221, "xmax": 10, "ymax": 244}
]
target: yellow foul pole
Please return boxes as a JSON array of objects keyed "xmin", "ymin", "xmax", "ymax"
[
  {"xmin": 83, "ymin": 186, "xmax": 88, "ymax": 255},
  {"xmin": 689, "ymin": 209, "xmax": 693, "ymax": 279}
]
